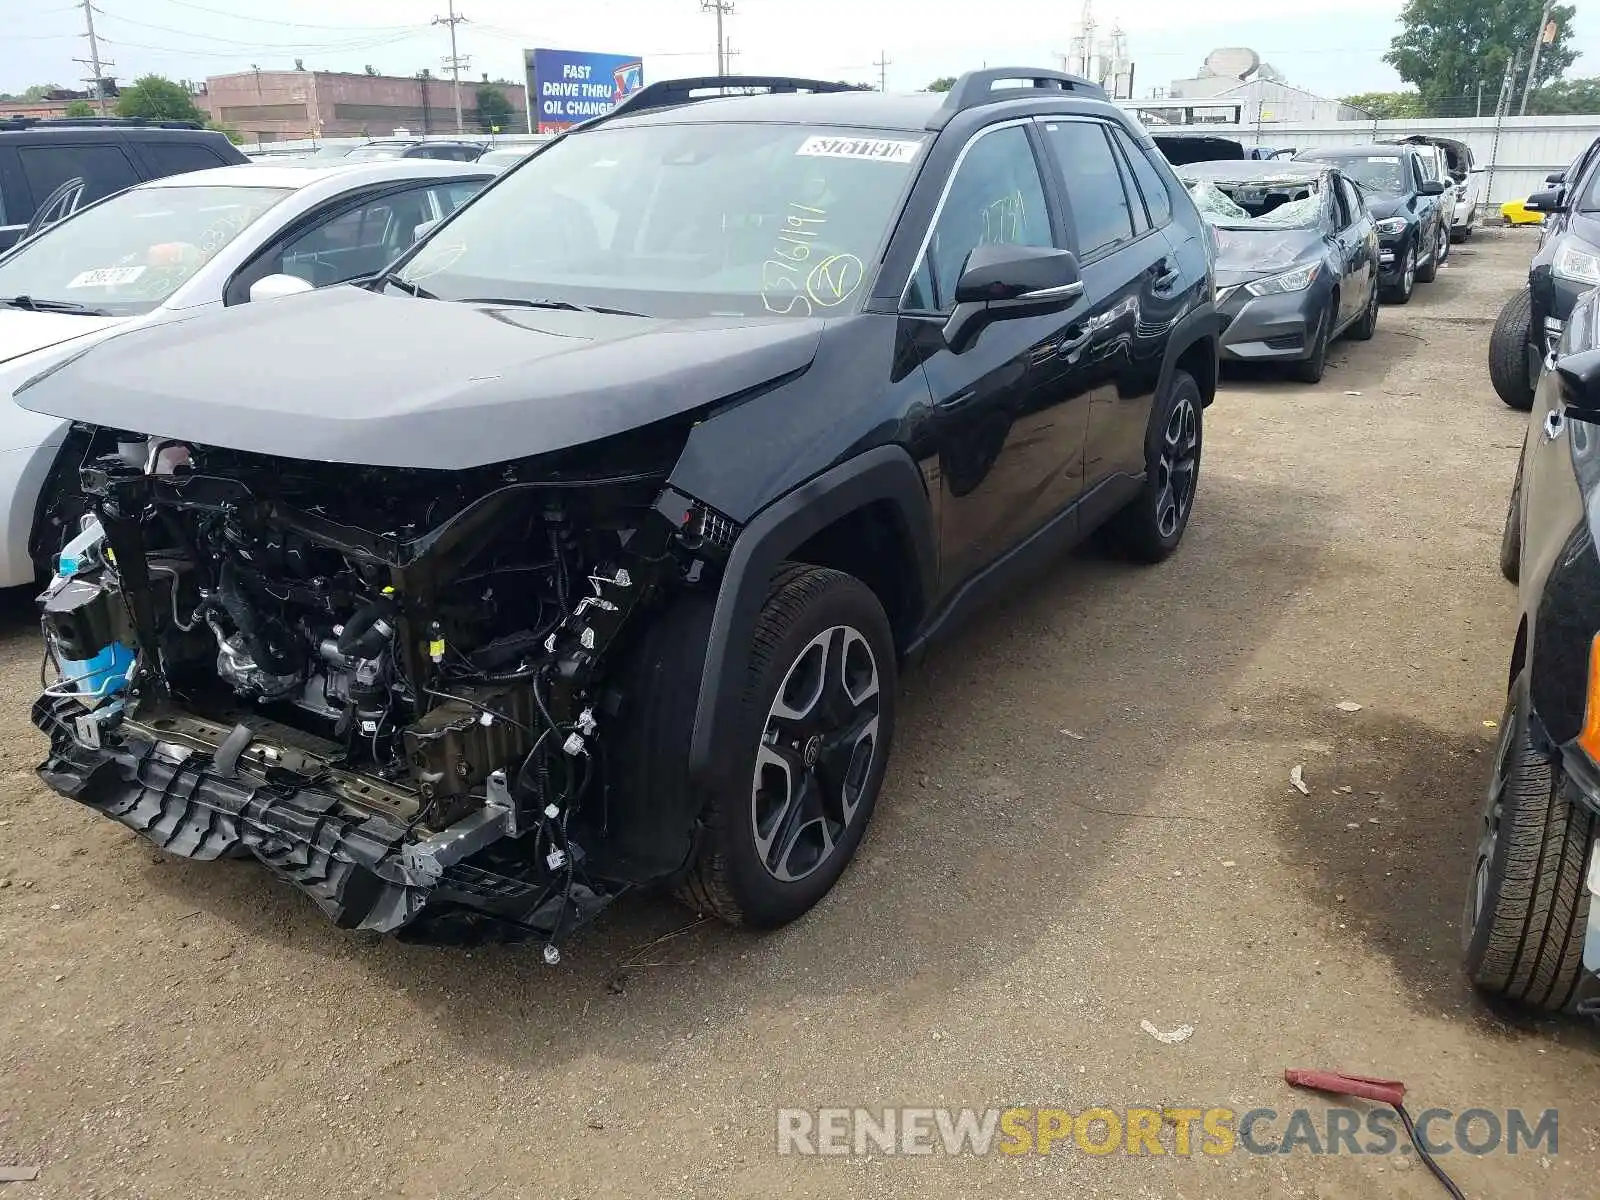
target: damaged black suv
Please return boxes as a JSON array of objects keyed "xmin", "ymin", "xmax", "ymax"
[{"xmin": 21, "ymin": 71, "xmax": 1218, "ymax": 950}]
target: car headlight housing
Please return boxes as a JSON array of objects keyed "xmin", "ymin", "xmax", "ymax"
[
  {"xmin": 1245, "ymin": 262, "xmax": 1321, "ymax": 297},
  {"xmin": 1375, "ymin": 217, "xmax": 1408, "ymax": 236},
  {"xmin": 1553, "ymin": 238, "xmax": 1600, "ymax": 287}
]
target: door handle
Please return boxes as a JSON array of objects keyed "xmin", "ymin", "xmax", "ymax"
[
  {"xmin": 1057, "ymin": 325, "xmax": 1092, "ymax": 356},
  {"xmin": 1151, "ymin": 257, "xmax": 1181, "ymax": 294}
]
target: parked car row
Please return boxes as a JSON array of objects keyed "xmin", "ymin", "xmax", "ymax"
[
  {"xmin": 1149, "ymin": 134, "xmax": 1463, "ymax": 381},
  {"xmin": 9, "ymin": 68, "xmax": 1225, "ymax": 951}
]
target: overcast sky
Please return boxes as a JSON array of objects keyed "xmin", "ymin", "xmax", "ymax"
[{"xmin": 8, "ymin": 0, "xmax": 1599, "ymax": 101}]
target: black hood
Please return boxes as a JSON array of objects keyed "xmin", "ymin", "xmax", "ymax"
[
  {"xmin": 14, "ymin": 287, "xmax": 824, "ymax": 470},
  {"xmin": 1363, "ymin": 194, "xmax": 1410, "ymax": 222},
  {"xmin": 1211, "ymin": 227, "xmax": 1323, "ymax": 287}
]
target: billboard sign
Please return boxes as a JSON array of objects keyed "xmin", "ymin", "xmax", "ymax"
[{"xmin": 524, "ymin": 48, "xmax": 645, "ymax": 134}]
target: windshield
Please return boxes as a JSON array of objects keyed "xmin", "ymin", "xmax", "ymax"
[
  {"xmin": 396, "ymin": 122, "xmax": 928, "ymax": 318},
  {"xmin": 344, "ymin": 144, "xmax": 411, "ymax": 161},
  {"xmin": 1185, "ymin": 177, "xmax": 1322, "ymax": 230},
  {"xmin": 1315, "ymin": 154, "xmax": 1406, "ymax": 195},
  {"xmin": 0, "ymin": 185, "xmax": 291, "ymax": 315}
]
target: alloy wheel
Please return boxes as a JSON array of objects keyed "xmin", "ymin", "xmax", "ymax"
[
  {"xmin": 1155, "ymin": 395, "xmax": 1200, "ymax": 539},
  {"xmin": 752, "ymin": 625, "xmax": 881, "ymax": 883},
  {"xmin": 1403, "ymin": 248, "xmax": 1416, "ymax": 295}
]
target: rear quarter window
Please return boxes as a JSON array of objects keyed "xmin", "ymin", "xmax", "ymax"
[
  {"xmin": 16, "ymin": 142, "xmax": 140, "ymax": 217},
  {"xmin": 142, "ymin": 141, "xmax": 233, "ymax": 177}
]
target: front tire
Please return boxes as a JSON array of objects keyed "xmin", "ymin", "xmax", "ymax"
[
  {"xmin": 1489, "ymin": 290, "xmax": 1538, "ymax": 412},
  {"xmin": 1101, "ymin": 370, "xmax": 1203, "ymax": 563},
  {"xmin": 1384, "ymin": 245, "xmax": 1415, "ymax": 304},
  {"xmin": 1463, "ymin": 676, "xmax": 1595, "ymax": 1011},
  {"xmin": 679, "ymin": 564, "xmax": 896, "ymax": 928},
  {"xmin": 1416, "ymin": 230, "xmax": 1439, "ymax": 283}
]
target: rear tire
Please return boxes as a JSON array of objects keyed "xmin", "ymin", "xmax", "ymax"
[
  {"xmin": 1347, "ymin": 277, "xmax": 1379, "ymax": 342},
  {"xmin": 1500, "ymin": 455, "xmax": 1523, "ymax": 584},
  {"xmin": 677, "ymin": 564, "xmax": 896, "ymax": 928},
  {"xmin": 1101, "ymin": 370, "xmax": 1203, "ymax": 563},
  {"xmin": 1489, "ymin": 290, "xmax": 1537, "ymax": 412},
  {"xmin": 1463, "ymin": 676, "xmax": 1595, "ymax": 1012}
]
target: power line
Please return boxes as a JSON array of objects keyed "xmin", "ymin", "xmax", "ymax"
[
  {"xmin": 93, "ymin": 6, "xmax": 430, "ymax": 51},
  {"xmin": 144, "ymin": 0, "xmax": 423, "ymax": 32},
  {"xmin": 78, "ymin": 0, "xmax": 111, "ymax": 114}
]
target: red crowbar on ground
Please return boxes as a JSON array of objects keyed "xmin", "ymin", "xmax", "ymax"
[{"xmin": 1284, "ymin": 1069, "xmax": 1467, "ymax": 1199}]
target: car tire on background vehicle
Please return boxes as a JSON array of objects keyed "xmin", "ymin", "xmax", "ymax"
[
  {"xmin": 1101, "ymin": 369, "xmax": 1203, "ymax": 562},
  {"xmin": 1489, "ymin": 290, "xmax": 1538, "ymax": 411},
  {"xmin": 1500, "ymin": 455, "xmax": 1523, "ymax": 584},
  {"xmin": 1385, "ymin": 245, "xmax": 1415, "ymax": 305},
  {"xmin": 1347, "ymin": 278, "xmax": 1380, "ymax": 342},
  {"xmin": 1416, "ymin": 232, "xmax": 1439, "ymax": 284},
  {"xmin": 1290, "ymin": 299, "xmax": 1332, "ymax": 383},
  {"xmin": 1463, "ymin": 674, "xmax": 1595, "ymax": 1012},
  {"xmin": 677, "ymin": 564, "xmax": 896, "ymax": 928}
]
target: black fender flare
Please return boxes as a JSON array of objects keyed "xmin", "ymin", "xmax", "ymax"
[
  {"xmin": 686, "ymin": 444, "xmax": 937, "ymax": 790},
  {"xmin": 1156, "ymin": 301, "xmax": 1221, "ymax": 407}
]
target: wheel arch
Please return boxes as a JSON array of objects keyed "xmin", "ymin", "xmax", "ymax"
[
  {"xmin": 1163, "ymin": 308, "xmax": 1219, "ymax": 409},
  {"xmin": 686, "ymin": 445, "xmax": 937, "ymax": 790}
]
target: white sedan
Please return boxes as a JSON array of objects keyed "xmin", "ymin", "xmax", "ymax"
[{"xmin": 0, "ymin": 159, "xmax": 492, "ymax": 585}]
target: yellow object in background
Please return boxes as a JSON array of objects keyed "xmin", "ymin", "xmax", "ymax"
[{"xmin": 1502, "ymin": 199, "xmax": 1546, "ymax": 225}]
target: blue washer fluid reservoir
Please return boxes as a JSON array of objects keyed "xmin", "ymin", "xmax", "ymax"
[
  {"xmin": 56, "ymin": 517, "xmax": 105, "ymax": 579},
  {"xmin": 58, "ymin": 642, "xmax": 136, "ymax": 701}
]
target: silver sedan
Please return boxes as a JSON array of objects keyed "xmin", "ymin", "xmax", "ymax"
[{"xmin": 0, "ymin": 159, "xmax": 493, "ymax": 585}]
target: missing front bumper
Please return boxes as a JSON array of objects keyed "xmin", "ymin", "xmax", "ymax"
[{"xmin": 31, "ymin": 695, "xmax": 612, "ymax": 942}]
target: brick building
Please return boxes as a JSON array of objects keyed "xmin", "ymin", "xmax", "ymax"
[{"xmin": 202, "ymin": 70, "xmax": 528, "ymax": 142}]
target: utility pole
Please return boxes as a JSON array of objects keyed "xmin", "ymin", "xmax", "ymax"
[
  {"xmin": 874, "ymin": 50, "xmax": 891, "ymax": 92},
  {"xmin": 76, "ymin": 0, "xmax": 112, "ymax": 115},
  {"xmin": 433, "ymin": 0, "xmax": 468, "ymax": 133},
  {"xmin": 702, "ymin": 0, "xmax": 734, "ymax": 76},
  {"xmin": 1519, "ymin": 0, "xmax": 1558, "ymax": 116}
]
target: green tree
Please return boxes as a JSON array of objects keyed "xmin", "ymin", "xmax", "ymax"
[
  {"xmin": 62, "ymin": 99, "xmax": 96, "ymax": 118},
  {"xmin": 1340, "ymin": 90, "xmax": 1425, "ymax": 118},
  {"xmin": 1528, "ymin": 75, "xmax": 1600, "ymax": 114},
  {"xmin": 116, "ymin": 75, "xmax": 206, "ymax": 123},
  {"xmin": 475, "ymin": 84, "xmax": 514, "ymax": 132},
  {"xmin": 1385, "ymin": 0, "xmax": 1579, "ymax": 114},
  {"xmin": 206, "ymin": 120, "xmax": 245, "ymax": 144},
  {"xmin": 927, "ymin": 76, "xmax": 957, "ymax": 93},
  {"xmin": 22, "ymin": 84, "xmax": 63, "ymax": 102}
]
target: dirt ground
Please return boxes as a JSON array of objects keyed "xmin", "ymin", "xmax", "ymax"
[{"xmin": 3, "ymin": 225, "xmax": 1599, "ymax": 1199}]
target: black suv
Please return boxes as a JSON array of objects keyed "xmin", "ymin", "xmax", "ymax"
[
  {"xmin": 0, "ymin": 117, "xmax": 248, "ymax": 252},
  {"xmin": 1295, "ymin": 144, "xmax": 1450, "ymax": 305},
  {"xmin": 22, "ymin": 71, "xmax": 1218, "ymax": 950},
  {"xmin": 1489, "ymin": 137, "xmax": 1600, "ymax": 411}
]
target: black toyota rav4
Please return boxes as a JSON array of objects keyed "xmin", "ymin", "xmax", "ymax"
[{"xmin": 19, "ymin": 71, "xmax": 1218, "ymax": 950}]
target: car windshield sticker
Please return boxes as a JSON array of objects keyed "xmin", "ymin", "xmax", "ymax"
[
  {"xmin": 796, "ymin": 136, "xmax": 920, "ymax": 163},
  {"xmin": 66, "ymin": 266, "xmax": 146, "ymax": 289}
]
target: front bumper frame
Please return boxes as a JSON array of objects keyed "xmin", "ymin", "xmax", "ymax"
[{"xmin": 32, "ymin": 695, "xmax": 610, "ymax": 942}]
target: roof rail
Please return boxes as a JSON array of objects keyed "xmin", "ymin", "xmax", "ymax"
[
  {"xmin": 0, "ymin": 116, "xmax": 204, "ymax": 132},
  {"xmin": 580, "ymin": 75, "xmax": 868, "ymax": 129},
  {"xmin": 929, "ymin": 67, "xmax": 1107, "ymax": 129}
]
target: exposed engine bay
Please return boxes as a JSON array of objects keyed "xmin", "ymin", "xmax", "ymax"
[{"xmin": 33, "ymin": 424, "xmax": 735, "ymax": 948}]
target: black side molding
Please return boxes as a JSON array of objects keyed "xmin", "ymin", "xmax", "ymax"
[{"xmin": 685, "ymin": 445, "xmax": 937, "ymax": 791}]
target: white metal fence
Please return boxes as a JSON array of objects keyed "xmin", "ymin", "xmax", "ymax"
[{"xmin": 1118, "ymin": 108, "xmax": 1600, "ymax": 209}]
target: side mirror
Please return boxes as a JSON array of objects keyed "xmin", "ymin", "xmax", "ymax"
[
  {"xmin": 1526, "ymin": 188, "xmax": 1566, "ymax": 214},
  {"xmin": 1547, "ymin": 171, "xmax": 1567, "ymax": 185},
  {"xmin": 248, "ymin": 273, "xmax": 315, "ymax": 303},
  {"xmin": 1557, "ymin": 347, "xmax": 1600, "ymax": 405},
  {"xmin": 413, "ymin": 217, "xmax": 440, "ymax": 242},
  {"xmin": 944, "ymin": 244, "xmax": 1084, "ymax": 350},
  {"xmin": 1419, "ymin": 180, "xmax": 1447, "ymax": 197}
]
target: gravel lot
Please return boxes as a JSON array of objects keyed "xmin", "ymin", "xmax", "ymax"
[{"xmin": 3, "ymin": 225, "xmax": 1600, "ymax": 1199}]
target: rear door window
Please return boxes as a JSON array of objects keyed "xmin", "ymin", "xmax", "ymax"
[
  {"xmin": 1038, "ymin": 119, "xmax": 1137, "ymax": 259},
  {"xmin": 16, "ymin": 142, "xmax": 140, "ymax": 217},
  {"xmin": 1111, "ymin": 128, "xmax": 1173, "ymax": 228},
  {"xmin": 142, "ymin": 141, "xmax": 232, "ymax": 177}
]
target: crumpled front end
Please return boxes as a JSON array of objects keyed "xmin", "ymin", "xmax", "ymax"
[
  {"xmin": 33, "ymin": 694, "xmax": 605, "ymax": 938},
  {"xmin": 31, "ymin": 422, "xmax": 734, "ymax": 947}
]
